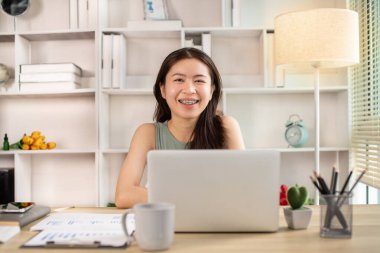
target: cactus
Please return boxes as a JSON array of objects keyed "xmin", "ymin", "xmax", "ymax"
[{"xmin": 287, "ymin": 184, "xmax": 309, "ymax": 210}]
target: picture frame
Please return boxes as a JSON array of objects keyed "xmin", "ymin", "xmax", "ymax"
[{"xmin": 143, "ymin": 0, "xmax": 168, "ymax": 20}]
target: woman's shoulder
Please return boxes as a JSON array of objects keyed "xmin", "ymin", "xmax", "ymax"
[
  {"xmin": 131, "ymin": 123, "xmax": 156, "ymax": 150},
  {"xmin": 220, "ymin": 115, "xmax": 240, "ymax": 129},
  {"xmin": 133, "ymin": 123, "xmax": 156, "ymax": 141},
  {"xmin": 135, "ymin": 123, "xmax": 156, "ymax": 134},
  {"xmin": 220, "ymin": 115, "xmax": 245, "ymax": 149}
]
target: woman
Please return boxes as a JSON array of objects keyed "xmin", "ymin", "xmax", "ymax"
[{"xmin": 115, "ymin": 47, "xmax": 245, "ymax": 208}]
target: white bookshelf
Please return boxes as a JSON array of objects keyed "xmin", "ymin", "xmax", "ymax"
[
  {"xmin": 0, "ymin": 0, "xmax": 98, "ymax": 207},
  {"xmin": 0, "ymin": 0, "xmax": 349, "ymax": 207}
]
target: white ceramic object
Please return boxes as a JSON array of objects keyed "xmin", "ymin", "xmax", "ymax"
[
  {"xmin": 284, "ymin": 207, "xmax": 312, "ymax": 230},
  {"xmin": 122, "ymin": 202, "xmax": 175, "ymax": 251}
]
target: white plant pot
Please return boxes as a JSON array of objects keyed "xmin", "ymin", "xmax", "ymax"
[{"xmin": 284, "ymin": 207, "xmax": 312, "ymax": 230}]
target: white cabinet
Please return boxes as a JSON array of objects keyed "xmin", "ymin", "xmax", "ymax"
[{"xmin": 0, "ymin": 0, "xmax": 349, "ymax": 207}]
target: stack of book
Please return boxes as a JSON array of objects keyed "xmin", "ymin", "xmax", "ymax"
[{"xmin": 19, "ymin": 63, "xmax": 82, "ymax": 92}]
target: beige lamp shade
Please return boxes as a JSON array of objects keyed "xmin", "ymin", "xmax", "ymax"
[{"xmin": 274, "ymin": 8, "xmax": 360, "ymax": 68}]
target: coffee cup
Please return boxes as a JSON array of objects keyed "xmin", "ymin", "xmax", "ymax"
[{"xmin": 121, "ymin": 202, "xmax": 175, "ymax": 251}]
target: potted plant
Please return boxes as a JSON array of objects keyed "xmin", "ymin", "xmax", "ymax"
[{"xmin": 283, "ymin": 184, "xmax": 312, "ymax": 230}]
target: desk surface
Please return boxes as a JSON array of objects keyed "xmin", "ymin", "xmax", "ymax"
[{"xmin": 1, "ymin": 205, "xmax": 379, "ymax": 253}]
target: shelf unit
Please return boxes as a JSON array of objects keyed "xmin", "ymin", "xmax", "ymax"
[{"xmin": 0, "ymin": 0, "xmax": 348, "ymax": 207}]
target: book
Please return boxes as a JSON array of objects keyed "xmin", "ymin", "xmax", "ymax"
[
  {"xmin": 69, "ymin": 0, "xmax": 78, "ymax": 29},
  {"xmin": 266, "ymin": 32, "xmax": 275, "ymax": 88},
  {"xmin": 87, "ymin": 0, "xmax": 97, "ymax": 29},
  {"xmin": 20, "ymin": 63, "xmax": 82, "ymax": 76},
  {"xmin": 127, "ymin": 20, "xmax": 182, "ymax": 29},
  {"xmin": 111, "ymin": 34, "xmax": 127, "ymax": 89},
  {"xmin": 20, "ymin": 82, "xmax": 80, "ymax": 92},
  {"xmin": 0, "ymin": 205, "xmax": 50, "ymax": 227},
  {"xmin": 78, "ymin": 0, "xmax": 96, "ymax": 29},
  {"xmin": 102, "ymin": 34, "xmax": 113, "ymax": 88},
  {"xmin": 19, "ymin": 72, "xmax": 81, "ymax": 83},
  {"xmin": 201, "ymin": 33, "xmax": 212, "ymax": 57},
  {"xmin": 78, "ymin": 0, "xmax": 89, "ymax": 29},
  {"xmin": 232, "ymin": 0, "xmax": 241, "ymax": 27}
]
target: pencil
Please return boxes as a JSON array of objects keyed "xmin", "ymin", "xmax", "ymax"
[
  {"xmin": 332, "ymin": 170, "xmax": 338, "ymax": 194},
  {"xmin": 339, "ymin": 170, "xmax": 353, "ymax": 194},
  {"xmin": 310, "ymin": 175, "xmax": 323, "ymax": 193},
  {"xmin": 330, "ymin": 167, "xmax": 336, "ymax": 194},
  {"xmin": 313, "ymin": 170, "xmax": 330, "ymax": 194},
  {"xmin": 347, "ymin": 169, "xmax": 367, "ymax": 195},
  {"xmin": 337, "ymin": 169, "xmax": 367, "ymax": 207}
]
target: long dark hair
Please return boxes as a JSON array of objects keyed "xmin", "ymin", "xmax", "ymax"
[{"xmin": 153, "ymin": 47, "xmax": 225, "ymax": 149}]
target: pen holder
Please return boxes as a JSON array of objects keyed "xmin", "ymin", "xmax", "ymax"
[{"xmin": 320, "ymin": 193, "xmax": 353, "ymax": 238}]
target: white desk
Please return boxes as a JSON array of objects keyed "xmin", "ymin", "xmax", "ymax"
[{"xmin": 1, "ymin": 205, "xmax": 379, "ymax": 253}]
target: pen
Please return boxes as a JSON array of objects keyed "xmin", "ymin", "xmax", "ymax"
[
  {"xmin": 313, "ymin": 171, "xmax": 330, "ymax": 194},
  {"xmin": 339, "ymin": 170, "xmax": 352, "ymax": 194},
  {"xmin": 337, "ymin": 169, "xmax": 367, "ymax": 208},
  {"xmin": 330, "ymin": 167, "xmax": 336, "ymax": 194},
  {"xmin": 332, "ymin": 170, "xmax": 338, "ymax": 194},
  {"xmin": 309, "ymin": 175, "xmax": 323, "ymax": 193},
  {"xmin": 347, "ymin": 169, "xmax": 366, "ymax": 195}
]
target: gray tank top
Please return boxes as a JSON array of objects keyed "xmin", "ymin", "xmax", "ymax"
[{"xmin": 155, "ymin": 121, "xmax": 189, "ymax": 149}]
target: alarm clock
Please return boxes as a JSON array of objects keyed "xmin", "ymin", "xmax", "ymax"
[{"xmin": 284, "ymin": 114, "xmax": 309, "ymax": 148}]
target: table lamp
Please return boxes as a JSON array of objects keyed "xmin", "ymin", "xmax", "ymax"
[{"xmin": 274, "ymin": 8, "xmax": 359, "ymax": 201}]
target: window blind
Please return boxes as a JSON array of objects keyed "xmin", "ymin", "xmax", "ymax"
[{"xmin": 349, "ymin": 0, "xmax": 380, "ymax": 189}]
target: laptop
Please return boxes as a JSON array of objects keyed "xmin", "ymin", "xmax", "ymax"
[{"xmin": 147, "ymin": 149, "xmax": 280, "ymax": 232}]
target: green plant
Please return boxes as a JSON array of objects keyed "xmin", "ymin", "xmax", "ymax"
[{"xmin": 287, "ymin": 184, "xmax": 309, "ymax": 210}]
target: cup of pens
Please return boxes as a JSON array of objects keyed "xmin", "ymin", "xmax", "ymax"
[
  {"xmin": 311, "ymin": 167, "xmax": 367, "ymax": 239},
  {"xmin": 320, "ymin": 192, "xmax": 353, "ymax": 238}
]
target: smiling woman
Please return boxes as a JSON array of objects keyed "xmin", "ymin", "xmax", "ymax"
[{"xmin": 115, "ymin": 47, "xmax": 245, "ymax": 208}]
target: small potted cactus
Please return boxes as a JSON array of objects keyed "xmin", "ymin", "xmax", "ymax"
[{"xmin": 283, "ymin": 184, "xmax": 312, "ymax": 230}]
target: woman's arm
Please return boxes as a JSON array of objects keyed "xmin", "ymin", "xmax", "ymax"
[
  {"xmin": 222, "ymin": 115, "xmax": 245, "ymax": 149},
  {"xmin": 115, "ymin": 123, "xmax": 155, "ymax": 208}
]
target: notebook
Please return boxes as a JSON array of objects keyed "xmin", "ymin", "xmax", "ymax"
[{"xmin": 147, "ymin": 149, "xmax": 280, "ymax": 232}]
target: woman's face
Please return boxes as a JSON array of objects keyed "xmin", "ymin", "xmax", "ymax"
[{"xmin": 160, "ymin": 58, "xmax": 214, "ymax": 121}]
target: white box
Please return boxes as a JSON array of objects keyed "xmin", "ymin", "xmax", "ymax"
[
  {"xmin": 20, "ymin": 63, "xmax": 82, "ymax": 76},
  {"xmin": 20, "ymin": 82, "xmax": 80, "ymax": 92},
  {"xmin": 19, "ymin": 73, "xmax": 81, "ymax": 83},
  {"xmin": 127, "ymin": 20, "xmax": 182, "ymax": 29}
]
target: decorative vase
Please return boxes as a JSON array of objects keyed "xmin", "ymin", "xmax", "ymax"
[{"xmin": 284, "ymin": 207, "xmax": 312, "ymax": 230}]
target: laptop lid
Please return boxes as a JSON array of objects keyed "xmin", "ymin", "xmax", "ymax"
[{"xmin": 147, "ymin": 150, "xmax": 280, "ymax": 232}]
